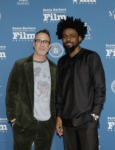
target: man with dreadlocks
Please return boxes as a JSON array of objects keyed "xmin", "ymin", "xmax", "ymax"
[{"xmin": 55, "ymin": 16, "xmax": 106, "ymax": 150}]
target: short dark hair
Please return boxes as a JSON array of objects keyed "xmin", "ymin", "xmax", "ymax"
[
  {"xmin": 35, "ymin": 29, "xmax": 51, "ymax": 43},
  {"xmin": 56, "ymin": 16, "xmax": 87, "ymax": 40}
]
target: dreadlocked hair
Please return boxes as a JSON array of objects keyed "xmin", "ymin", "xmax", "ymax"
[{"xmin": 56, "ymin": 16, "xmax": 87, "ymax": 40}]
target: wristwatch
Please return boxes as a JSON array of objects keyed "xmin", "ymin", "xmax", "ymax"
[{"xmin": 91, "ymin": 113, "xmax": 99, "ymax": 121}]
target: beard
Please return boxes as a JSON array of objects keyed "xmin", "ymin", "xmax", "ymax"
[{"xmin": 63, "ymin": 42, "xmax": 80, "ymax": 54}]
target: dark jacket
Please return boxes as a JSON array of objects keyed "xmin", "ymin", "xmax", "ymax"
[
  {"xmin": 56, "ymin": 48, "xmax": 106, "ymax": 127},
  {"xmin": 6, "ymin": 54, "xmax": 56, "ymax": 128}
]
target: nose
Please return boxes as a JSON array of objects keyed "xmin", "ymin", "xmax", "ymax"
[
  {"xmin": 67, "ymin": 36, "xmax": 71, "ymax": 40},
  {"xmin": 64, "ymin": 36, "xmax": 71, "ymax": 41}
]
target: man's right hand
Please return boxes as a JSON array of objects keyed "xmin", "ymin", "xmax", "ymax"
[{"xmin": 56, "ymin": 117, "xmax": 63, "ymax": 137}]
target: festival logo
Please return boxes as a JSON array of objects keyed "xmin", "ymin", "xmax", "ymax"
[
  {"xmin": 107, "ymin": 116, "xmax": 115, "ymax": 132},
  {"xmin": 17, "ymin": 0, "xmax": 30, "ymax": 5},
  {"xmin": 0, "ymin": 118, "xmax": 8, "ymax": 133},
  {"xmin": 73, "ymin": 0, "xmax": 96, "ymax": 4},
  {"xmin": 43, "ymin": 8, "xmax": 66, "ymax": 23},
  {"xmin": 49, "ymin": 43, "xmax": 64, "ymax": 58},
  {"xmin": 109, "ymin": 9, "xmax": 115, "ymax": 20},
  {"xmin": 0, "ymin": 45, "xmax": 6, "ymax": 60},
  {"xmin": 106, "ymin": 44, "xmax": 115, "ymax": 59},
  {"xmin": 111, "ymin": 80, "xmax": 115, "ymax": 94},
  {"xmin": 85, "ymin": 23, "xmax": 92, "ymax": 40},
  {"xmin": 12, "ymin": 27, "xmax": 36, "ymax": 42}
]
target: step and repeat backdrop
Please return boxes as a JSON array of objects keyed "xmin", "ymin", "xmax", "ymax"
[{"xmin": 0, "ymin": 0, "xmax": 115, "ymax": 150}]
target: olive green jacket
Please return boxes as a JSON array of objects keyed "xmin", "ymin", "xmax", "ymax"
[{"xmin": 6, "ymin": 54, "xmax": 56, "ymax": 128}]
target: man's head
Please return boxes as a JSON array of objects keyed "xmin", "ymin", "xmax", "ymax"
[
  {"xmin": 33, "ymin": 29, "xmax": 51, "ymax": 57},
  {"xmin": 56, "ymin": 16, "xmax": 87, "ymax": 40},
  {"xmin": 56, "ymin": 16, "xmax": 87, "ymax": 54},
  {"xmin": 34, "ymin": 29, "xmax": 51, "ymax": 43}
]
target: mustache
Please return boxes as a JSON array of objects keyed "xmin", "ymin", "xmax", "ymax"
[{"xmin": 65, "ymin": 41, "xmax": 73, "ymax": 44}]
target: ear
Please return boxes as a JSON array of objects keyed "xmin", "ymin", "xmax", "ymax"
[
  {"xmin": 33, "ymin": 41, "xmax": 35, "ymax": 49},
  {"xmin": 79, "ymin": 36, "xmax": 82, "ymax": 43},
  {"xmin": 49, "ymin": 44, "xmax": 51, "ymax": 50}
]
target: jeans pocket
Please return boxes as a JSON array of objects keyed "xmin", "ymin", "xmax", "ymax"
[{"xmin": 13, "ymin": 121, "xmax": 25, "ymax": 133}]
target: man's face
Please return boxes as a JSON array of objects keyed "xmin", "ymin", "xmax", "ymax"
[
  {"xmin": 33, "ymin": 32, "xmax": 51, "ymax": 56},
  {"xmin": 62, "ymin": 28, "xmax": 82, "ymax": 54}
]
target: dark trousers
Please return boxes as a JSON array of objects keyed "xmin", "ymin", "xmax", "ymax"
[
  {"xmin": 63, "ymin": 120, "xmax": 99, "ymax": 150},
  {"xmin": 12, "ymin": 119, "xmax": 54, "ymax": 150}
]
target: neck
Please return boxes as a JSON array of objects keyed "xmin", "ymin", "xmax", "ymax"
[
  {"xmin": 33, "ymin": 53, "xmax": 47, "ymax": 62},
  {"xmin": 69, "ymin": 46, "xmax": 81, "ymax": 58}
]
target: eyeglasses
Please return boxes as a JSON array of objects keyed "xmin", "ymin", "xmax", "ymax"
[{"xmin": 34, "ymin": 39, "xmax": 50, "ymax": 45}]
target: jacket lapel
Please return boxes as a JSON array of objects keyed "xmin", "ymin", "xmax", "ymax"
[{"xmin": 24, "ymin": 55, "xmax": 34, "ymax": 108}]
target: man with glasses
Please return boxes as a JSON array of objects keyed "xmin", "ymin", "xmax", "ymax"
[
  {"xmin": 6, "ymin": 29, "xmax": 56, "ymax": 150},
  {"xmin": 55, "ymin": 16, "xmax": 106, "ymax": 150}
]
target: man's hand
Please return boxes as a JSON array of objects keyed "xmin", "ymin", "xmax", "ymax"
[
  {"xmin": 56, "ymin": 117, "xmax": 63, "ymax": 137},
  {"xmin": 10, "ymin": 118, "xmax": 16, "ymax": 126}
]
